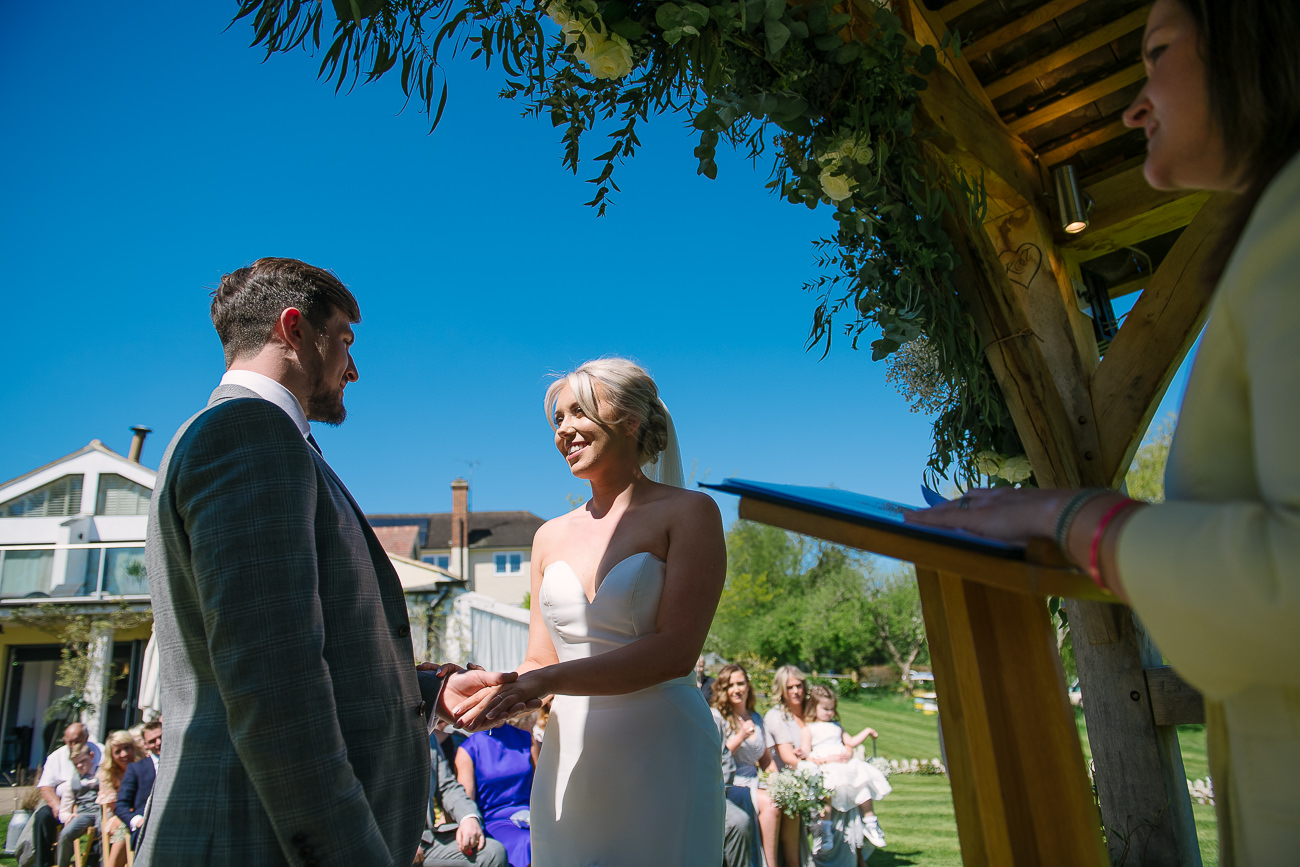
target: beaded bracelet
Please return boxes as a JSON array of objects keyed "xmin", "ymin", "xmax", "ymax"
[
  {"xmin": 1088, "ymin": 499, "xmax": 1139, "ymax": 590},
  {"xmin": 1053, "ymin": 489, "xmax": 1107, "ymax": 557}
]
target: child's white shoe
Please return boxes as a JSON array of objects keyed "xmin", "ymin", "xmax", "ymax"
[{"xmin": 863, "ymin": 816, "xmax": 886, "ymax": 848}]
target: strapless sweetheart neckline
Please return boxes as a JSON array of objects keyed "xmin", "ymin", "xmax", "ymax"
[{"xmin": 544, "ymin": 550, "xmax": 665, "ymax": 604}]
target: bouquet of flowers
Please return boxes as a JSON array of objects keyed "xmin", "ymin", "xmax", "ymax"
[{"xmin": 763, "ymin": 766, "xmax": 831, "ymax": 823}]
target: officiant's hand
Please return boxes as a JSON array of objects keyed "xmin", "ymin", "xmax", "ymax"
[
  {"xmin": 906, "ymin": 487, "xmax": 1073, "ymax": 546},
  {"xmin": 453, "ymin": 669, "xmax": 549, "ymax": 730}
]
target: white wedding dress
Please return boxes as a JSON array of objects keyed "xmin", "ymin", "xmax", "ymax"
[{"xmin": 532, "ymin": 551, "xmax": 724, "ymax": 866}]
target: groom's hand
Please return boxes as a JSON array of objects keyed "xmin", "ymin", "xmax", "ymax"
[{"xmin": 438, "ymin": 666, "xmax": 527, "ymax": 730}]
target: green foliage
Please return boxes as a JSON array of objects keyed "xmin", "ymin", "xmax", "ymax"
[
  {"xmin": 1126, "ymin": 413, "xmax": 1175, "ymax": 503},
  {"xmin": 709, "ymin": 521, "xmax": 926, "ymax": 674},
  {"xmin": 233, "ymin": 0, "xmax": 1015, "ymax": 482},
  {"xmin": 7, "ymin": 603, "xmax": 153, "ymax": 725}
]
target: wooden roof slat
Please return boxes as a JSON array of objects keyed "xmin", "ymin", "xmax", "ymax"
[
  {"xmin": 1007, "ymin": 63, "xmax": 1145, "ymax": 135},
  {"xmin": 1061, "ymin": 163, "xmax": 1208, "ymax": 257},
  {"xmin": 939, "ymin": 0, "xmax": 984, "ymax": 25},
  {"xmin": 1037, "ymin": 118, "xmax": 1132, "ymax": 167},
  {"xmin": 966, "ymin": 0, "xmax": 1092, "ymax": 61},
  {"xmin": 984, "ymin": 4, "xmax": 1150, "ymax": 101}
]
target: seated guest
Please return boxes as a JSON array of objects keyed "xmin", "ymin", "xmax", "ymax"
[
  {"xmin": 717, "ymin": 728, "xmax": 755, "ymax": 867},
  {"xmin": 97, "ymin": 730, "xmax": 142, "ymax": 867},
  {"xmin": 114, "ymin": 718, "xmax": 160, "ymax": 850},
  {"xmin": 417, "ymin": 739, "xmax": 508, "ymax": 867},
  {"xmin": 456, "ymin": 722, "xmax": 534, "ymax": 867},
  {"xmin": 55, "ymin": 745, "xmax": 99, "ymax": 867},
  {"xmin": 32, "ymin": 723, "xmax": 104, "ymax": 867}
]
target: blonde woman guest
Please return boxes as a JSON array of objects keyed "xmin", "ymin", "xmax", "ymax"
[
  {"xmin": 912, "ymin": 0, "xmax": 1300, "ymax": 860},
  {"xmin": 456, "ymin": 357, "xmax": 726, "ymax": 866},
  {"xmin": 763, "ymin": 665, "xmax": 812, "ymax": 867},
  {"xmin": 97, "ymin": 730, "xmax": 141, "ymax": 867},
  {"xmin": 711, "ymin": 664, "xmax": 780, "ymax": 867}
]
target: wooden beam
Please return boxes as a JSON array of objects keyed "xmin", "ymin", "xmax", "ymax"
[
  {"xmin": 1008, "ymin": 63, "xmax": 1145, "ymax": 135},
  {"xmin": 1146, "ymin": 666, "xmax": 1206, "ymax": 726},
  {"xmin": 1063, "ymin": 598, "xmax": 1203, "ymax": 864},
  {"xmin": 1090, "ymin": 196, "xmax": 1228, "ymax": 486},
  {"xmin": 736, "ymin": 497, "xmax": 1110, "ymax": 600},
  {"xmin": 1061, "ymin": 163, "xmax": 1210, "ymax": 257},
  {"xmin": 985, "ymin": 4, "xmax": 1150, "ymax": 101},
  {"xmin": 1037, "ymin": 118, "xmax": 1130, "ymax": 168},
  {"xmin": 916, "ymin": 65, "xmax": 1044, "ymax": 216},
  {"xmin": 942, "ymin": 203, "xmax": 1100, "ymax": 488},
  {"xmin": 938, "ymin": 0, "xmax": 983, "ymax": 25},
  {"xmin": 916, "ymin": 569, "xmax": 1108, "ymax": 865},
  {"xmin": 904, "ymin": 0, "xmax": 997, "ymax": 115},
  {"xmin": 966, "ymin": 0, "xmax": 1090, "ymax": 61}
]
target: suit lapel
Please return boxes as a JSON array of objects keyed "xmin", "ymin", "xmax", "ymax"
[{"xmin": 206, "ymin": 384, "xmax": 410, "ymax": 622}]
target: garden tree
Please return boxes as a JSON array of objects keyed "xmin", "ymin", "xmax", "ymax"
[
  {"xmin": 865, "ymin": 569, "xmax": 927, "ymax": 686},
  {"xmin": 1125, "ymin": 414, "xmax": 1174, "ymax": 504},
  {"xmin": 710, "ymin": 520, "xmax": 926, "ymax": 676}
]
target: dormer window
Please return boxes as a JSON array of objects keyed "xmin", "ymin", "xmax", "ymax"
[
  {"xmin": 96, "ymin": 474, "xmax": 152, "ymax": 516},
  {"xmin": 0, "ymin": 475, "xmax": 83, "ymax": 518}
]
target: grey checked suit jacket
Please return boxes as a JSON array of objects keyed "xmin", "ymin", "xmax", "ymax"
[{"xmin": 142, "ymin": 385, "xmax": 432, "ymax": 866}]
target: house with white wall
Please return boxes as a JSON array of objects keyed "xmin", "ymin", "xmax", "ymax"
[
  {"xmin": 368, "ymin": 479, "xmax": 546, "ymax": 606},
  {"xmin": 0, "ymin": 430, "xmax": 156, "ymax": 775}
]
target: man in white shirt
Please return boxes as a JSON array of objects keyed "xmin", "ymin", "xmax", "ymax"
[
  {"xmin": 31, "ymin": 723, "xmax": 104, "ymax": 867},
  {"xmin": 142, "ymin": 258, "xmax": 517, "ymax": 866}
]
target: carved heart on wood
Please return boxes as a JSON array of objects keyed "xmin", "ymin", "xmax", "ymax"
[{"xmin": 999, "ymin": 242, "xmax": 1043, "ymax": 291}]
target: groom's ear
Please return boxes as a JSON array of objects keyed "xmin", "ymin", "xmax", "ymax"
[{"xmin": 274, "ymin": 307, "xmax": 309, "ymax": 351}]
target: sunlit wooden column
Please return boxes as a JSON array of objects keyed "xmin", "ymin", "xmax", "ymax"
[{"xmin": 917, "ymin": 567, "xmax": 1107, "ymax": 866}]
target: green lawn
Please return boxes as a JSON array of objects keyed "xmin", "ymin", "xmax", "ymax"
[
  {"xmin": 833, "ymin": 691, "xmax": 1219, "ymax": 865},
  {"xmin": 0, "ymin": 697, "xmax": 1217, "ymax": 865}
]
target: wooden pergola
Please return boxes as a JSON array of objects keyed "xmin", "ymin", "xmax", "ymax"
[{"xmin": 746, "ymin": 0, "xmax": 1214, "ymax": 863}]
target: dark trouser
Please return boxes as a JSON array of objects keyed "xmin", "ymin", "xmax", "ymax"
[{"xmin": 29, "ymin": 804, "xmax": 58, "ymax": 867}]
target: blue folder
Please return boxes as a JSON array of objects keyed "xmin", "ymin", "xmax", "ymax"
[{"xmin": 700, "ymin": 478, "xmax": 1024, "ymax": 560}]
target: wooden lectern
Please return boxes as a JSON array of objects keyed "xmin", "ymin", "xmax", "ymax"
[{"xmin": 705, "ymin": 479, "xmax": 1112, "ymax": 866}]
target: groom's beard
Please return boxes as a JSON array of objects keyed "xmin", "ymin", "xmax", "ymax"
[
  {"xmin": 306, "ymin": 379, "xmax": 347, "ymax": 426},
  {"xmin": 302, "ymin": 348, "xmax": 347, "ymax": 426}
]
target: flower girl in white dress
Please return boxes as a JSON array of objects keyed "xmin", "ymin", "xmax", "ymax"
[{"xmin": 798, "ymin": 685, "xmax": 891, "ymax": 849}]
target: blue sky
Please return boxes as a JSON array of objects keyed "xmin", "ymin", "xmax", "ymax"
[{"xmin": 1, "ymin": 2, "xmax": 1184, "ymax": 525}]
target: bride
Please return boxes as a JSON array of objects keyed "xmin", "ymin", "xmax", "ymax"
[{"xmin": 455, "ymin": 357, "xmax": 726, "ymax": 864}]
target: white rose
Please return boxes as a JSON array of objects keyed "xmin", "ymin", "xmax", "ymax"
[
  {"xmin": 561, "ymin": 19, "xmax": 587, "ymax": 48},
  {"xmin": 573, "ymin": 29, "xmax": 602, "ymax": 63},
  {"xmin": 589, "ymin": 33, "xmax": 633, "ymax": 79},
  {"xmin": 819, "ymin": 169, "xmax": 853, "ymax": 202},
  {"xmin": 997, "ymin": 455, "xmax": 1033, "ymax": 483},
  {"xmin": 974, "ymin": 450, "xmax": 1001, "ymax": 477},
  {"xmin": 547, "ymin": 1, "xmax": 572, "ymax": 26}
]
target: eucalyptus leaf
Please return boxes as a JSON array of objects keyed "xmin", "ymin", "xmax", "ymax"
[
  {"xmin": 765, "ymin": 19, "xmax": 790, "ymax": 57},
  {"xmin": 655, "ymin": 2, "xmax": 683, "ymax": 30},
  {"xmin": 682, "ymin": 2, "xmax": 710, "ymax": 28}
]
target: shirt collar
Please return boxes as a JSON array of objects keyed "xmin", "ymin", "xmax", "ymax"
[{"xmin": 220, "ymin": 369, "xmax": 311, "ymax": 438}]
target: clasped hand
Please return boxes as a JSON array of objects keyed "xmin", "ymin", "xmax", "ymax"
[
  {"xmin": 417, "ymin": 663, "xmax": 543, "ymax": 732},
  {"xmin": 450, "ymin": 669, "xmax": 549, "ymax": 731}
]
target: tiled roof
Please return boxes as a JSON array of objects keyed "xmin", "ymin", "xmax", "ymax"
[
  {"xmin": 372, "ymin": 524, "xmax": 420, "ymax": 558},
  {"xmin": 367, "ymin": 510, "xmax": 545, "ymax": 551}
]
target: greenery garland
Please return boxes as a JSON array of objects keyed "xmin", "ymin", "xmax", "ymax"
[{"xmin": 237, "ymin": 0, "xmax": 1026, "ymax": 483}]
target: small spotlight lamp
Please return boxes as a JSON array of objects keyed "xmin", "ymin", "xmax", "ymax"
[{"xmin": 1053, "ymin": 164, "xmax": 1094, "ymax": 234}]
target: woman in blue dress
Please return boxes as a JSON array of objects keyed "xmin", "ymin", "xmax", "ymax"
[{"xmin": 456, "ymin": 723, "xmax": 534, "ymax": 867}]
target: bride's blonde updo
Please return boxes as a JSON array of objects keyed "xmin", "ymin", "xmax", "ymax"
[{"xmin": 545, "ymin": 357, "xmax": 671, "ymax": 469}]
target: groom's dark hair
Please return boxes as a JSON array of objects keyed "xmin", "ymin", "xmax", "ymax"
[{"xmin": 210, "ymin": 257, "xmax": 360, "ymax": 366}]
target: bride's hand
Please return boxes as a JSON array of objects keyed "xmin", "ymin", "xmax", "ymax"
[{"xmin": 454, "ymin": 671, "xmax": 547, "ymax": 730}]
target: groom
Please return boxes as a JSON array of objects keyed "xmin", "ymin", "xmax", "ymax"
[{"xmin": 143, "ymin": 258, "xmax": 516, "ymax": 866}]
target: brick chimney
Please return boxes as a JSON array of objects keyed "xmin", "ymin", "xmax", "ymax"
[{"xmin": 449, "ymin": 478, "xmax": 470, "ymax": 586}]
